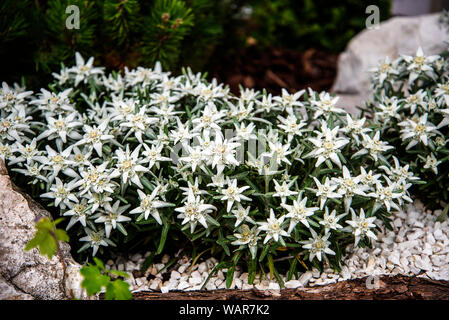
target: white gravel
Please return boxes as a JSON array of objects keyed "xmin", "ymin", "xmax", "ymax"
[{"xmin": 106, "ymin": 201, "xmax": 449, "ymax": 293}]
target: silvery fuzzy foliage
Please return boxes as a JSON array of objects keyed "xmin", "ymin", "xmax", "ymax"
[
  {"xmin": 0, "ymin": 53, "xmax": 416, "ymax": 275},
  {"xmin": 365, "ymin": 46, "xmax": 449, "ymax": 209}
]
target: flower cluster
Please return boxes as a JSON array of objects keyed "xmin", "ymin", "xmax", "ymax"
[
  {"xmin": 0, "ymin": 53, "xmax": 415, "ymax": 277},
  {"xmin": 366, "ymin": 46, "xmax": 449, "ymax": 209}
]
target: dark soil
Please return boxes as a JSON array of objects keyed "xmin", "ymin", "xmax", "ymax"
[{"xmin": 211, "ymin": 46, "xmax": 338, "ymax": 96}]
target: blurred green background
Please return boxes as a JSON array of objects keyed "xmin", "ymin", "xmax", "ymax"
[{"xmin": 0, "ymin": 0, "xmax": 392, "ymax": 90}]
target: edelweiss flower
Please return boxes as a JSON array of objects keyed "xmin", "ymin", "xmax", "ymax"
[
  {"xmin": 332, "ymin": 166, "xmax": 367, "ymax": 210},
  {"xmin": 309, "ymin": 90, "xmax": 345, "ymax": 119},
  {"xmin": 359, "ymin": 167, "xmax": 381, "ymax": 187},
  {"xmin": 340, "ymin": 114, "xmax": 371, "ymax": 145},
  {"xmin": 170, "ymin": 117, "xmax": 198, "ymax": 146},
  {"xmin": 353, "ymin": 131, "xmax": 393, "ymax": 161},
  {"xmin": 423, "ymin": 153, "xmax": 441, "ymax": 174},
  {"xmin": 346, "ymin": 208, "xmax": 378, "ymax": 246},
  {"xmin": 209, "ymin": 132, "xmax": 240, "ymax": 174},
  {"xmin": 277, "ymin": 114, "xmax": 307, "ymax": 140},
  {"xmin": 262, "ymin": 140, "xmax": 294, "ymax": 167},
  {"xmin": 69, "ymin": 52, "xmax": 104, "ymax": 86},
  {"xmin": 272, "ymin": 179, "xmax": 298, "ymax": 204},
  {"xmin": 231, "ymin": 224, "xmax": 260, "ymax": 258},
  {"xmin": 94, "ymin": 200, "xmax": 131, "ymax": 238},
  {"xmin": 192, "ymin": 102, "xmax": 226, "ymax": 133},
  {"xmin": 231, "ymin": 204, "xmax": 255, "ymax": 227},
  {"xmin": 301, "ymin": 229, "xmax": 335, "ymax": 262},
  {"xmin": 370, "ymin": 56, "xmax": 399, "ymax": 87},
  {"xmin": 403, "ymin": 89, "xmax": 426, "ymax": 114},
  {"xmin": 41, "ymin": 177, "xmax": 79, "ymax": 209},
  {"xmin": 375, "ymin": 97, "xmax": 402, "ymax": 122},
  {"xmin": 379, "ymin": 156, "xmax": 418, "ymax": 184},
  {"xmin": 312, "ymin": 177, "xmax": 342, "ymax": 210},
  {"xmin": 306, "ymin": 122, "xmax": 349, "ymax": 168},
  {"xmin": 74, "ymin": 162, "xmax": 117, "ymax": 195},
  {"xmin": 399, "ymin": 113, "xmax": 438, "ymax": 149},
  {"xmin": 255, "ymin": 93, "xmax": 280, "ymax": 113},
  {"xmin": 175, "ymin": 189, "xmax": 217, "ymax": 233},
  {"xmin": 273, "ymin": 88, "xmax": 304, "ymax": 112},
  {"xmin": 112, "ymin": 145, "xmax": 148, "ymax": 188},
  {"xmin": 79, "ymin": 228, "xmax": 115, "ymax": 256},
  {"xmin": 220, "ymin": 178, "xmax": 252, "ymax": 212},
  {"xmin": 180, "ymin": 177, "xmax": 209, "ymax": 200},
  {"xmin": 371, "ymin": 178, "xmax": 402, "ymax": 213},
  {"xmin": 319, "ymin": 207, "xmax": 345, "ymax": 234},
  {"xmin": 141, "ymin": 143, "xmax": 171, "ymax": 170},
  {"xmin": 76, "ymin": 121, "xmax": 114, "ymax": 157},
  {"xmin": 37, "ymin": 113, "xmax": 83, "ymax": 146},
  {"xmin": 30, "ymin": 88, "xmax": 74, "ymax": 115},
  {"xmin": 234, "ymin": 122, "xmax": 257, "ymax": 141},
  {"xmin": 434, "ymin": 80, "xmax": 449, "ymax": 106},
  {"xmin": 281, "ymin": 195, "xmax": 318, "ymax": 232},
  {"xmin": 40, "ymin": 145, "xmax": 76, "ymax": 181},
  {"xmin": 257, "ymin": 209, "xmax": 290, "ymax": 244},
  {"xmin": 120, "ymin": 107, "xmax": 158, "ymax": 143},
  {"xmin": 8, "ymin": 139, "xmax": 45, "ymax": 166},
  {"xmin": 402, "ymin": 47, "xmax": 439, "ymax": 84},
  {"xmin": 0, "ymin": 82, "xmax": 32, "ymax": 112},
  {"xmin": 63, "ymin": 199, "xmax": 91, "ymax": 230}
]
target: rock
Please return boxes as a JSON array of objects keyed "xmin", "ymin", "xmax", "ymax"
[
  {"xmin": 214, "ymin": 279, "xmax": 223, "ymax": 287},
  {"xmin": 170, "ymin": 270, "xmax": 181, "ymax": 280},
  {"xmin": 284, "ymin": 280, "xmax": 302, "ymax": 289},
  {"xmin": 188, "ymin": 271, "xmax": 203, "ymax": 285},
  {"xmin": 0, "ymin": 160, "xmax": 91, "ymax": 300},
  {"xmin": 130, "ymin": 253, "xmax": 142, "ymax": 262},
  {"xmin": 298, "ymin": 271, "xmax": 313, "ymax": 286},
  {"xmin": 135, "ymin": 277, "xmax": 146, "ymax": 287},
  {"xmin": 178, "ymin": 265, "xmax": 187, "ymax": 274},
  {"xmin": 149, "ymin": 278, "xmax": 161, "ymax": 290},
  {"xmin": 0, "ymin": 275, "xmax": 34, "ymax": 300},
  {"xmin": 268, "ymin": 282, "xmax": 280, "ymax": 290},
  {"xmin": 388, "ymin": 252, "xmax": 400, "ymax": 265},
  {"xmin": 332, "ymin": 13, "xmax": 449, "ymax": 112},
  {"xmin": 217, "ymin": 281, "xmax": 226, "ymax": 289},
  {"xmin": 235, "ymin": 278, "xmax": 243, "ymax": 289},
  {"xmin": 160, "ymin": 286, "xmax": 169, "ymax": 293},
  {"xmin": 161, "ymin": 254, "xmax": 170, "ymax": 264},
  {"xmin": 407, "ymin": 230, "xmax": 424, "ymax": 241},
  {"xmin": 434, "ymin": 229, "xmax": 445, "ymax": 241},
  {"xmin": 197, "ymin": 262, "xmax": 207, "ymax": 274},
  {"xmin": 126, "ymin": 261, "xmax": 137, "ymax": 271},
  {"xmin": 205, "ymin": 281, "xmax": 216, "ymax": 291},
  {"xmin": 242, "ymin": 282, "xmax": 253, "ymax": 290}
]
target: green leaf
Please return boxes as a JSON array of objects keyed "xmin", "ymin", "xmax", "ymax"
[
  {"xmin": 226, "ymin": 265, "xmax": 235, "ymax": 289},
  {"xmin": 157, "ymin": 222, "xmax": 170, "ymax": 254},
  {"xmin": 54, "ymin": 229, "xmax": 69, "ymax": 243},
  {"xmin": 105, "ymin": 279, "xmax": 133, "ymax": 300},
  {"xmin": 24, "ymin": 217, "xmax": 68, "ymax": 259},
  {"xmin": 25, "ymin": 227, "xmax": 57, "ymax": 259},
  {"xmin": 80, "ymin": 265, "xmax": 111, "ymax": 296},
  {"xmin": 109, "ymin": 270, "xmax": 130, "ymax": 278},
  {"xmin": 94, "ymin": 257, "xmax": 105, "ymax": 270}
]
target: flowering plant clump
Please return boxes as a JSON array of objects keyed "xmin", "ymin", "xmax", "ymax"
[
  {"xmin": 0, "ymin": 53, "xmax": 416, "ymax": 284},
  {"xmin": 364, "ymin": 46, "xmax": 449, "ymax": 210}
]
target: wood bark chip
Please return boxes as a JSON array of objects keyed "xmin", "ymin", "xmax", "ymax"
[{"xmin": 129, "ymin": 275, "xmax": 449, "ymax": 300}]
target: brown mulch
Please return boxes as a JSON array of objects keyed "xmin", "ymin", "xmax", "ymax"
[
  {"xmin": 129, "ymin": 275, "xmax": 449, "ymax": 300},
  {"xmin": 211, "ymin": 47, "xmax": 338, "ymax": 96}
]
